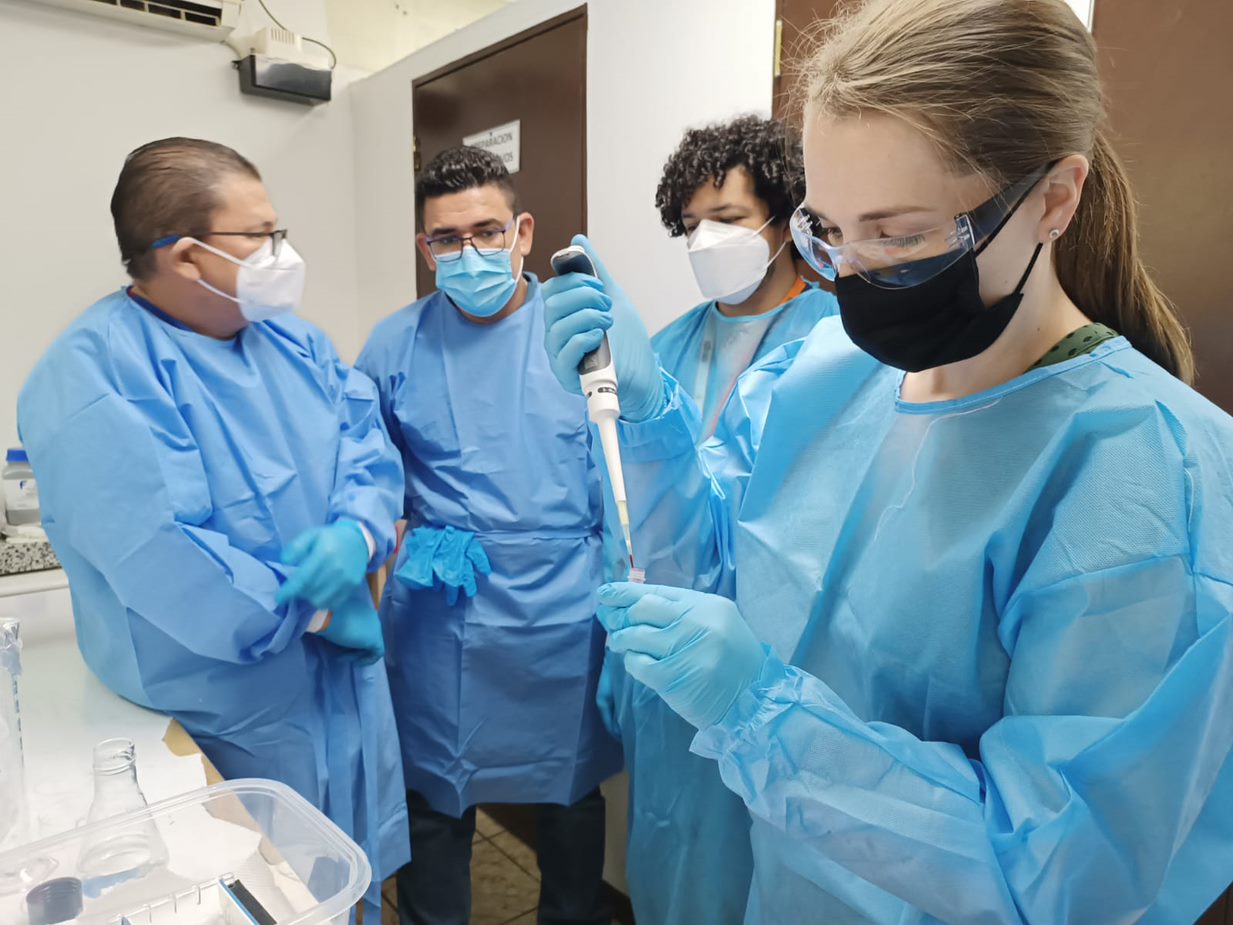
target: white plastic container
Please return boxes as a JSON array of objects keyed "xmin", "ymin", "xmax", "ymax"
[
  {"xmin": 0, "ymin": 779, "xmax": 369, "ymax": 924},
  {"xmin": 2, "ymin": 450, "xmax": 39, "ymax": 528}
]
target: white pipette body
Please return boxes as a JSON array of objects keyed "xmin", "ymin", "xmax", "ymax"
[{"xmin": 551, "ymin": 245, "xmax": 637, "ymax": 566}]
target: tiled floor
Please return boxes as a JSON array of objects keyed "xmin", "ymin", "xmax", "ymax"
[{"xmin": 377, "ymin": 808, "xmax": 542, "ymax": 925}]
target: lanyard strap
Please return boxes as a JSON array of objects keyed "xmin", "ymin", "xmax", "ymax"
[{"xmin": 692, "ymin": 278, "xmax": 808, "ymax": 440}]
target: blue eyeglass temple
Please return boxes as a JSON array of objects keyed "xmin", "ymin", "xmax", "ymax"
[{"xmin": 147, "ymin": 230, "xmax": 287, "ymax": 252}]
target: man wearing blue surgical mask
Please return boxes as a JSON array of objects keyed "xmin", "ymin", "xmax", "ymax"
[
  {"xmin": 17, "ymin": 138, "xmax": 408, "ymax": 916},
  {"xmin": 357, "ymin": 146, "xmax": 620, "ymax": 925}
]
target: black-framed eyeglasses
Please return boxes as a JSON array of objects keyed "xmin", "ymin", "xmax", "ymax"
[
  {"xmin": 425, "ymin": 216, "xmax": 518, "ymax": 262},
  {"xmin": 150, "ymin": 229, "xmax": 290, "ymax": 258}
]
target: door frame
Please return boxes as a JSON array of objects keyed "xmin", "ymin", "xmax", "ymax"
[
  {"xmin": 409, "ymin": 4, "xmax": 588, "ymax": 295},
  {"xmin": 412, "ymin": 6, "xmax": 587, "ymax": 90}
]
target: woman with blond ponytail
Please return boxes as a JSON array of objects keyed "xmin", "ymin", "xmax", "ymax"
[{"xmin": 540, "ymin": 0, "xmax": 1233, "ymax": 921}]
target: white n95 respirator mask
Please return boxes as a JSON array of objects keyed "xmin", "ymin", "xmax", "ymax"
[
  {"xmin": 687, "ymin": 217, "xmax": 787, "ymax": 305},
  {"xmin": 190, "ymin": 237, "xmax": 307, "ymax": 323}
]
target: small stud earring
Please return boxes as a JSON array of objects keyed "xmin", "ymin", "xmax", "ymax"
[{"xmin": 1049, "ymin": 228, "xmax": 1061, "ymax": 240}]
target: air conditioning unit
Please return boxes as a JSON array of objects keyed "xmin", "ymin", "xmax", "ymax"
[{"xmin": 29, "ymin": 0, "xmax": 242, "ymax": 40}]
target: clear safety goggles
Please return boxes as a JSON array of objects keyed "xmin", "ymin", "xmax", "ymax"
[{"xmin": 790, "ymin": 165, "xmax": 1051, "ymax": 289}]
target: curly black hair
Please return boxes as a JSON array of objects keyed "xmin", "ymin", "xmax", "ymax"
[
  {"xmin": 416, "ymin": 145, "xmax": 520, "ymax": 227},
  {"xmin": 655, "ymin": 115, "xmax": 805, "ymax": 237}
]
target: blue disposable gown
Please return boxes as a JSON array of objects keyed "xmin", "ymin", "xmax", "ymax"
[
  {"xmin": 652, "ymin": 281, "xmax": 838, "ymax": 436},
  {"xmin": 619, "ymin": 316, "xmax": 1233, "ymax": 924},
  {"xmin": 18, "ymin": 290, "xmax": 409, "ymax": 907},
  {"xmin": 357, "ymin": 276, "xmax": 623, "ymax": 817},
  {"xmin": 608, "ymin": 281, "xmax": 838, "ymax": 924}
]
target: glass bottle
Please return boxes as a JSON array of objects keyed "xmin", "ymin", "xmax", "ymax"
[{"xmin": 77, "ymin": 738, "xmax": 168, "ymax": 892}]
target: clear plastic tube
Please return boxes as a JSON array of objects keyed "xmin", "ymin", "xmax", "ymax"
[
  {"xmin": 0, "ymin": 619, "xmax": 55, "ymax": 893},
  {"xmin": 0, "ymin": 620, "xmax": 25, "ymax": 847}
]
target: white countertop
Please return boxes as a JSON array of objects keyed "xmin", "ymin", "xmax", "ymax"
[
  {"xmin": 0, "ymin": 568, "xmax": 67, "ymax": 599},
  {"xmin": 0, "ymin": 585, "xmax": 208, "ymax": 846}
]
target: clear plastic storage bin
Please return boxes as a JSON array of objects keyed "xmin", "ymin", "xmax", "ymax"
[{"xmin": 0, "ymin": 779, "xmax": 369, "ymax": 925}]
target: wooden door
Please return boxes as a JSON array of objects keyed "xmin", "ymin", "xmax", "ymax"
[
  {"xmin": 772, "ymin": 0, "xmax": 842, "ymax": 120},
  {"xmin": 772, "ymin": 0, "xmax": 843, "ymax": 289},
  {"xmin": 1200, "ymin": 891, "xmax": 1231, "ymax": 925},
  {"xmin": 1097, "ymin": 2, "xmax": 1232, "ymax": 913},
  {"xmin": 411, "ymin": 7, "xmax": 587, "ymax": 298},
  {"xmin": 1096, "ymin": 0, "xmax": 1233, "ymax": 413}
]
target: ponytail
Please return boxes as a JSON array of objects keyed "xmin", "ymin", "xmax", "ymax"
[
  {"xmin": 1054, "ymin": 131, "xmax": 1194, "ymax": 383},
  {"xmin": 802, "ymin": 0, "xmax": 1196, "ymax": 383}
]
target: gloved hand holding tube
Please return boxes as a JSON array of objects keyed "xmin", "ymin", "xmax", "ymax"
[{"xmin": 597, "ymin": 582, "xmax": 767, "ymax": 730}]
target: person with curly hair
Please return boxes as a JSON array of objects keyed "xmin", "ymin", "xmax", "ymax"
[
  {"xmin": 593, "ymin": 116, "xmax": 842, "ymax": 925},
  {"xmin": 652, "ymin": 114, "xmax": 839, "ymax": 440}
]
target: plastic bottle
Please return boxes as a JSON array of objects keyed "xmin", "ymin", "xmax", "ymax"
[
  {"xmin": 1, "ymin": 449, "xmax": 39, "ymax": 527},
  {"xmin": 0, "ymin": 619, "xmax": 26, "ymax": 847},
  {"xmin": 0, "ymin": 618, "xmax": 55, "ymax": 896}
]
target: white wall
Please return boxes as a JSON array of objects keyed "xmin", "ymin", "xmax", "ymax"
[
  {"xmin": 0, "ymin": 0, "xmax": 363, "ymax": 447},
  {"xmin": 351, "ymin": 0, "xmax": 776, "ymax": 340},
  {"xmin": 1067, "ymin": 0, "xmax": 1095, "ymax": 29}
]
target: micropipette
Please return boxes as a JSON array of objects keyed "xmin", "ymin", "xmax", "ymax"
[{"xmin": 550, "ymin": 245, "xmax": 637, "ymax": 572}]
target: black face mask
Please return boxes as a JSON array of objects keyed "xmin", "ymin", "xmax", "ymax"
[{"xmin": 835, "ymin": 173, "xmax": 1047, "ymax": 373}]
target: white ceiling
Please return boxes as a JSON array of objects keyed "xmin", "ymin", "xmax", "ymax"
[{"xmin": 325, "ymin": 0, "xmax": 513, "ymax": 73}]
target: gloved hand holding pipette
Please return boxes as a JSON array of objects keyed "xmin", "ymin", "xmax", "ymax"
[
  {"xmin": 543, "ymin": 237, "xmax": 662, "ymax": 574},
  {"xmin": 542, "ymin": 236, "xmax": 664, "ymax": 424}
]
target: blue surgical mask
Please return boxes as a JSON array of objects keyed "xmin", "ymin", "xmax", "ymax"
[{"xmin": 435, "ymin": 236, "xmax": 524, "ymax": 318}]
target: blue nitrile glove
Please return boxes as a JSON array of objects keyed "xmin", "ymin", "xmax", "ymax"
[
  {"xmin": 596, "ymin": 658, "xmax": 620, "ymax": 741},
  {"xmin": 395, "ymin": 525, "xmax": 491, "ymax": 606},
  {"xmin": 597, "ymin": 582, "xmax": 767, "ymax": 730},
  {"xmin": 541, "ymin": 235, "xmax": 664, "ymax": 423},
  {"xmin": 318, "ymin": 589, "xmax": 385, "ymax": 665},
  {"xmin": 277, "ymin": 520, "xmax": 371, "ymax": 612},
  {"xmin": 395, "ymin": 526, "xmax": 447, "ymax": 592},
  {"xmin": 434, "ymin": 526, "xmax": 492, "ymax": 606}
]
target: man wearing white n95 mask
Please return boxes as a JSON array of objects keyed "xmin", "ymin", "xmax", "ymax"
[
  {"xmin": 655, "ymin": 115, "xmax": 840, "ymax": 442},
  {"xmin": 597, "ymin": 115, "xmax": 841, "ymax": 925},
  {"xmin": 17, "ymin": 137, "xmax": 408, "ymax": 914}
]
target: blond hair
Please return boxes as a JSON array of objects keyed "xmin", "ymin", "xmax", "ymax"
[{"xmin": 798, "ymin": 0, "xmax": 1194, "ymax": 382}]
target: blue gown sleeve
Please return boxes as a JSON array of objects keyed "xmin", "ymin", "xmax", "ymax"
[
  {"xmin": 355, "ymin": 336, "xmax": 407, "ymax": 458},
  {"xmin": 615, "ymin": 370, "xmax": 734, "ymax": 596},
  {"xmin": 25, "ymin": 392, "xmax": 320, "ymax": 665},
  {"xmin": 313, "ymin": 333, "xmax": 403, "ymax": 565},
  {"xmin": 617, "ymin": 345, "xmax": 796, "ymax": 597},
  {"xmin": 693, "ymin": 497, "xmax": 1233, "ymax": 920}
]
